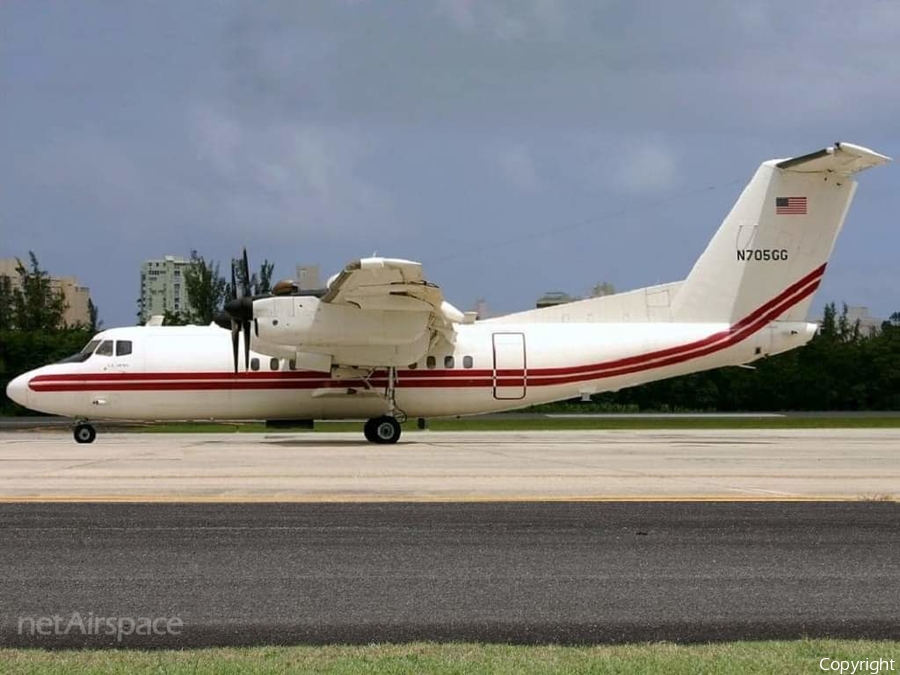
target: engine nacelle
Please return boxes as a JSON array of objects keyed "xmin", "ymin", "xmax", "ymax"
[{"xmin": 249, "ymin": 296, "xmax": 433, "ymax": 368}]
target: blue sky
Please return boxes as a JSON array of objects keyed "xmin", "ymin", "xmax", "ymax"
[{"xmin": 2, "ymin": 1, "xmax": 898, "ymax": 326}]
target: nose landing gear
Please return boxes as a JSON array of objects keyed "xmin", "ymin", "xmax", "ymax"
[{"xmin": 73, "ymin": 422, "xmax": 97, "ymax": 444}]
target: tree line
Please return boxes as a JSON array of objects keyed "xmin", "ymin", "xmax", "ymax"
[
  {"xmin": 548, "ymin": 304, "xmax": 900, "ymax": 412},
  {"xmin": 1, "ymin": 253, "xmax": 101, "ymax": 414},
  {"xmin": 0, "ymin": 253, "xmax": 99, "ymax": 333},
  {"xmin": 1, "ymin": 253, "xmax": 898, "ymax": 414}
]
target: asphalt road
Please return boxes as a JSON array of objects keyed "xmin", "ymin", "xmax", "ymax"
[{"xmin": 1, "ymin": 502, "xmax": 898, "ymax": 648}]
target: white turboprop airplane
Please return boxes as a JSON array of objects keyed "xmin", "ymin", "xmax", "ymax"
[{"xmin": 6, "ymin": 142, "xmax": 890, "ymax": 444}]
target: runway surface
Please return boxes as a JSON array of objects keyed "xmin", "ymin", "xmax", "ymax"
[
  {"xmin": 4, "ymin": 411, "xmax": 899, "ymax": 431},
  {"xmin": 1, "ymin": 501, "xmax": 898, "ymax": 647},
  {"xmin": 0, "ymin": 429, "xmax": 898, "ymax": 500}
]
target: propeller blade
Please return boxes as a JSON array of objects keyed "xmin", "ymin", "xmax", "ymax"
[
  {"xmin": 241, "ymin": 248, "xmax": 252, "ymax": 298},
  {"xmin": 230, "ymin": 322, "xmax": 240, "ymax": 373},
  {"xmin": 220, "ymin": 249, "xmax": 258, "ymax": 372},
  {"xmin": 231, "ymin": 258, "xmax": 238, "ymax": 300},
  {"xmin": 243, "ymin": 320, "xmax": 251, "ymax": 370},
  {"xmin": 222, "ymin": 251, "xmax": 255, "ymax": 372}
]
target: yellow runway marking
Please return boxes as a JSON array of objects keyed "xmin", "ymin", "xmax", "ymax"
[{"xmin": 0, "ymin": 495, "xmax": 894, "ymax": 503}]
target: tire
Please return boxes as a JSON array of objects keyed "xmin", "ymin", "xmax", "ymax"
[
  {"xmin": 363, "ymin": 418, "xmax": 378, "ymax": 443},
  {"xmin": 73, "ymin": 423, "xmax": 96, "ymax": 444},
  {"xmin": 367, "ymin": 416, "xmax": 401, "ymax": 444}
]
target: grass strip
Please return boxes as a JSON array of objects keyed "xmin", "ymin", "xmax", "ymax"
[{"xmin": 2, "ymin": 640, "xmax": 899, "ymax": 675}]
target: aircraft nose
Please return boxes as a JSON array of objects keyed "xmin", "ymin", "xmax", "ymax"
[{"xmin": 6, "ymin": 373, "xmax": 31, "ymax": 408}]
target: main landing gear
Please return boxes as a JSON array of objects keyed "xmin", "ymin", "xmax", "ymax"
[
  {"xmin": 363, "ymin": 366, "xmax": 404, "ymax": 444},
  {"xmin": 363, "ymin": 416, "xmax": 402, "ymax": 444},
  {"xmin": 73, "ymin": 422, "xmax": 97, "ymax": 444}
]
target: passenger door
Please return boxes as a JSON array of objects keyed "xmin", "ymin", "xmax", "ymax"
[{"xmin": 492, "ymin": 332, "xmax": 526, "ymax": 400}]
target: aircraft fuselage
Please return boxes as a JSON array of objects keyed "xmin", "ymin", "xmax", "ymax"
[{"xmin": 8, "ymin": 317, "xmax": 815, "ymax": 422}]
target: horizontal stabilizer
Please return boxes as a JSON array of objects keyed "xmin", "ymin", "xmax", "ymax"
[{"xmin": 776, "ymin": 142, "xmax": 891, "ymax": 175}]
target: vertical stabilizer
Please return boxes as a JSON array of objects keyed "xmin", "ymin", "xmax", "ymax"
[{"xmin": 670, "ymin": 142, "xmax": 889, "ymax": 324}]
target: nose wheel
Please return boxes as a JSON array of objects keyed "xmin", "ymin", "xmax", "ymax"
[{"xmin": 73, "ymin": 423, "xmax": 97, "ymax": 444}]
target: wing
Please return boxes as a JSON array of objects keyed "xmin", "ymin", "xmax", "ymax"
[
  {"xmin": 322, "ymin": 257, "xmax": 471, "ymax": 334},
  {"xmin": 247, "ymin": 257, "xmax": 475, "ymax": 370}
]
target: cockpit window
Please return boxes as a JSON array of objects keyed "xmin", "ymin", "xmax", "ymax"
[
  {"xmin": 95, "ymin": 340, "xmax": 114, "ymax": 357},
  {"xmin": 56, "ymin": 340, "xmax": 101, "ymax": 364},
  {"xmin": 116, "ymin": 340, "xmax": 133, "ymax": 356}
]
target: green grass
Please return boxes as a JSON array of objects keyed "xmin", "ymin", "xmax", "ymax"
[
  {"xmin": 125, "ymin": 415, "xmax": 900, "ymax": 434},
  {"xmin": 1, "ymin": 641, "xmax": 899, "ymax": 674}
]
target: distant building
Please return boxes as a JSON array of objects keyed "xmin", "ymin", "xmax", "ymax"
[
  {"xmin": 0, "ymin": 257, "xmax": 92, "ymax": 327},
  {"xmin": 535, "ymin": 291, "xmax": 579, "ymax": 309},
  {"xmin": 139, "ymin": 255, "xmax": 194, "ymax": 322},
  {"xmin": 845, "ymin": 305, "xmax": 883, "ymax": 338},
  {"xmin": 296, "ymin": 265, "xmax": 321, "ymax": 291},
  {"xmin": 533, "ymin": 282, "xmax": 617, "ymax": 308},
  {"xmin": 590, "ymin": 281, "xmax": 616, "ymax": 298}
]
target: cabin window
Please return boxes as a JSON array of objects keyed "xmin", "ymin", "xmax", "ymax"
[
  {"xmin": 250, "ymin": 357, "xmax": 260, "ymax": 371},
  {"xmin": 95, "ymin": 340, "xmax": 114, "ymax": 357},
  {"xmin": 463, "ymin": 355, "xmax": 474, "ymax": 369},
  {"xmin": 289, "ymin": 359, "xmax": 297, "ymax": 371},
  {"xmin": 426, "ymin": 356, "xmax": 436, "ymax": 369},
  {"xmin": 408, "ymin": 362, "xmax": 417, "ymax": 370},
  {"xmin": 116, "ymin": 340, "xmax": 133, "ymax": 356},
  {"xmin": 270, "ymin": 358, "xmax": 280, "ymax": 371},
  {"xmin": 444, "ymin": 356, "xmax": 455, "ymax": 369}
]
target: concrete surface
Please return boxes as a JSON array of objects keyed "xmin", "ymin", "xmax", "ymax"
[{"xmin": 0, "ymin": 429, "xmax": 897, "ymax": 501}]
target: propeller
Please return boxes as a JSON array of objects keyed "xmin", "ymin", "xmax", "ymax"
[
  {"xmin": 224, "ymin": 248, "xmax": 254, "ymax": 372},
  {"xmin": 217, "ymin": 249, "xmax": 327, "ymax": 371}
]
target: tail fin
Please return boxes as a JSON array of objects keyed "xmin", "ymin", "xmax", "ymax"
[{"xmin": 671, "ymin": 142, "xmax": 890, "ymax": 324}]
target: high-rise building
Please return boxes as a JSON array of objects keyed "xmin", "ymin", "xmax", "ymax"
[
  {"xmin": 474, "ymin": 298, "xmax": 487, "ymax": 320},
  {"xmin": 296, "ymin": 264, "xmax": 321, "ymax": 291},
  {"xmin": 139, "ymin": 256, "xmax": 194, "ymax": 322},
  {"xmin": 0, "ymin": 257, "xmax": 92, "ymax": 327}
]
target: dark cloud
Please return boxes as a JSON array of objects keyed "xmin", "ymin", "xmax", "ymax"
[{"xmin": 1, "ymin": 0, "xmax": 897, "ymax": 325}]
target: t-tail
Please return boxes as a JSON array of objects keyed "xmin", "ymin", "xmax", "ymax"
[{"xmin": 671, "ymin": 142, "xmax": 890, "ymax": 324}]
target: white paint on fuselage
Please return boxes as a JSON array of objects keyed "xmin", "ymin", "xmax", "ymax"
[{"xmin": 9, "ymin": 319, "xmax": 816, "ymax": 422}]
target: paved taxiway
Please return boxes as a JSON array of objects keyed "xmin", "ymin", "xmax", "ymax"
[
  {"xmin": 0, "ymin": 429, "xmax": 897, "ymax": 500},
  {"xmin": 1, "ymin": 502, "xmax": 898, "ymax": 647}
]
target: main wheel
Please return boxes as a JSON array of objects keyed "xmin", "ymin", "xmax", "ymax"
[
  {"xmin": 365, "ymin": 416, "xmax": 401, "ymax": 444},
  {"xmin": 73, "ymin": 423, "xmax": 96, "ymax": 444},
  {"xmin": 363, "ymin": 418, "xmax": 378, "ymax": 443}
]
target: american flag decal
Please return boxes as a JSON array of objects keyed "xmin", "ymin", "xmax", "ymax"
[{"xmin": 776, "ymin": 196, "xmax": 807, "ymax": 215}]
